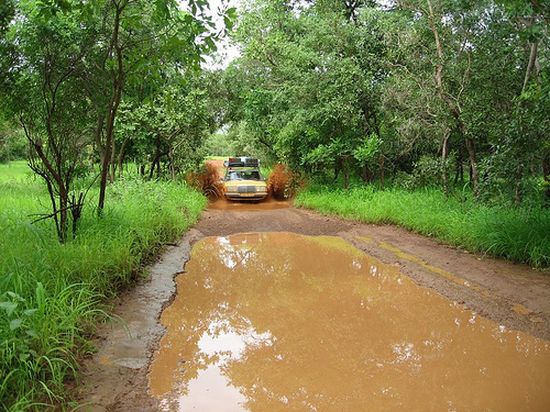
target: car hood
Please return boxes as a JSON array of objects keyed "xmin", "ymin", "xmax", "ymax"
[{"xmin": 224, "ymin": 180, "xmax": 267, "ymax": 188}]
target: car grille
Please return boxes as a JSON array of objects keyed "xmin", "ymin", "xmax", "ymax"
[{"xmin": 237, "ymin": 186, "xmax": 257, "ymax": 193}]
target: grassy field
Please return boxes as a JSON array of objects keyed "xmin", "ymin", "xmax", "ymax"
[
  {"xmin": 0, "ymin": 161, "xmax": 206, "ymax": 410},
  {"xmin": 296, "ymin": 183, "xmax": 550, "ymax": 268},
  {"xmin": 0, "ymin": 161, "xmax": 33, "ymax": 182}
]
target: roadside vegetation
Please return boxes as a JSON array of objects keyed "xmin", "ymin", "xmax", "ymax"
[
  {"xmin": 296, "ymin": 183, "xmax": 550, "ymax": 268},
  {"xmin": 0, "ymin": 0, "xmax": 228, "ymax": 406},
  {"xmin": 0, "ymin": 162, "xmax": 205, "ymax": 410},
  {"xmin": 220, "ymin": 0, "xmax": 549, "ymax": 207}
]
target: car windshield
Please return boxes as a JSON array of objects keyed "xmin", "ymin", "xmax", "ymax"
[{"xmin": 226, "ymin": 170, "xmax": 261, "ymax": 181}]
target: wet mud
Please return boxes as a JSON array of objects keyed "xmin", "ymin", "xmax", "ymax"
[
  {"xmin": 148, "ymin": 233, "xmax": 550, "ymax": 411},
  {"xmin": 72, "ymin": 230, "xmax": 202, "ymax": 411},
  {"xmin": 75, "ymin": 205, "xmax": 550, "ymax": 411},
  {"xmin": 208, "ymin": 197, "xmax": 291, "ymax": 211}
]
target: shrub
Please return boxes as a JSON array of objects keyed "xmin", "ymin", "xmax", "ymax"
[
  {"xmin": 394, "ymin": 155, "xmax": 453, "ymax": 190},
  {"xmin": 0, "ymin": 127, "xmax": 27, "ymax": 163}
]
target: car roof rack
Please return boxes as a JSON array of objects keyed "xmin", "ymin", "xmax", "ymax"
[{"xmin": 225, "ymin": 157, "xmax": 259, "ymax": 168}]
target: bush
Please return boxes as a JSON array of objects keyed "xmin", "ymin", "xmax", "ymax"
[
  {"xmin": 0, "ymin": 126, "xmax": 27, "ymax": 163},
  {"xmin": 395, "ymin": 155, "xmax": 454, "ymax": 190}
]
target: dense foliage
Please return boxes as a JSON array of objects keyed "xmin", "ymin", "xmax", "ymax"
[
  {"xmin": 0, "ymin": 0, "xmax": 228, "ymax": 240},
  {"xmin": 0, "ymin": 163, "xmax": 205, "ymax": 410},
  {"xmin": 223, "ymin": 0, "xmax": 549, "ymax": 204},
  {"xmin": 0, "ymin": 118, "xmax": 26, "ymax": 163}
]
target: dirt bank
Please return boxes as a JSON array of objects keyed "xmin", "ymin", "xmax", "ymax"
[{"xmin": 74, "ymin": 204, "xmax": 550, "ymax": 411}]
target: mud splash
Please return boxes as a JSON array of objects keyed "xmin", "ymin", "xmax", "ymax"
[
  {"xmin": 148, "ymin": 232, "xmax": 550, "ymax": 411},
  {"xmin": 208, "ymin": 197, "xmax": 291, "ymax": 211}
]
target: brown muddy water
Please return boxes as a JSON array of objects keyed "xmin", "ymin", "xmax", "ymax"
[
  {"xmin": 208, "ymin": 197, "xmax": 291, "ymax": 211},
  {"xmin": 148, "ymin": 232, "xmax": 550, "ymax": 411}
]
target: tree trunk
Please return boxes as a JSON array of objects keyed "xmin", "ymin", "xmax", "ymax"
[
  {"xmin": 343, "ymin": 168, "xmax": 349, "ymax": 190},
  {"xmin": 58, "ymin": 189, "xmax": 68, "ymax": 242},
  {"xmin": 333, "ymin": 158, "xmax": 341, "ymax": 182},
  {"xmin": 98, "ymin": 146, "xmax": 111, "ymax": 211},
  {"xmin": 149, "ymin": 136, "xmax": 162, "ymax": 179},
  {"xmin": 427, "ymin": 0, "xmax": 476, "ymax": 194},
  {"xmin": 109, "ymin": 138, "xmax": 116, "ymax": 183},
  {"xmin": 454, "ymin": 151, "xmax": 463, "ymax": 184},
  {"xmin": 117, "ymin": 136, "xmax": 130, "ymax": 178},
  {"xmin": 543, "ymin": 153, "xmax": 550, "ymax": 207},
  {"xmin": 441, "ymin": 131, "xmax": 450, "ymax": 194},
  {"xmin": 43, "ymin": 179, "xmax": 61, "ymax": 240},
  {"xmin": 464, "ymin": 137, "xmax": 478, "ymax": 194},
  {"xmin": 28, "ymin": 136, "xmax": 70, "ymax": 242},
  {"xmin": 522, "ymin": 41, "xmax": 538, "ymax": 93},
  {"xmin": 342, "ymin": 157, "xmax": 350, "ymax": 190},
  {"xmin": 427, "ymin": 0, "xmax": 444, "ymax": 93},
  {"xmin": 361, "ymin": 164, "xmax": 374, "ymax": 183},
  {"xmin": 168, "ymin": 148, "xmax": 176, "ymax": 180},
  {"xmin": 70, "ymin": 192, "xmax": 84, "ymax": 239},
  {"xmin": 149, "ymin": 158, "xmax": 157, "ymax": 179},
  {"xmin": 97, "ymin": 2, "xmax": 126, "ymax": 213},
  {"xmin": 379, "ymin": 155, "xmax": 385, "ymax": 188},
  {"xmin": 117, "ymin": 156, "xmax": 123, "ymax": 179}
]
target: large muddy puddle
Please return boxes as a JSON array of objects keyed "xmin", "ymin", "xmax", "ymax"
[{"xmin": 148, "ymin": 233, "xmax": 550, "ymax": 411}]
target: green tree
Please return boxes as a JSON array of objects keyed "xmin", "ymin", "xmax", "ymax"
[
  {"xmin": 115, "ymin": 74, "xmax": 212, "ymax": 179},
  {"xmin": 2, "ymin": 1, "xmax": 93, "ymax": 241},
  {"xmin": 77, "ymin": 0, "xmax": 215, "ymax": 211},
  {"xmin": 226, "ymin": 0, "xmax": 385, "ymax": 187}
]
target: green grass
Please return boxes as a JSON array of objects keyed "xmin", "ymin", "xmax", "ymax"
[
  {"xmin": 295, "ymin": 183, "xmax": 550, "ymax": 268},
  {"xmin": 0, "ymin": 160, "xmax": 34, "ymax": 183},
  {"xmin": 0, "ymin": 162, "xmax": 206, "ymax": 410}
]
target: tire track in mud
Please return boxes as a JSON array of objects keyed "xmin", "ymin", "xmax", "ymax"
[{"xmin": 74, "ymin": 204, "xmax": 550, "ymax": 411}]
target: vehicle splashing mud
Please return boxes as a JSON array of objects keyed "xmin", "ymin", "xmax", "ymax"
[{"xmin": 148, "ymin": 232, "xmax": 550, "ymax": 411}]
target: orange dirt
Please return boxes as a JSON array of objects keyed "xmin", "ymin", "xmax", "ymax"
[
  {"xmin": 149, "ymin": 233, "xmax": 550, "ymax": 411},
  {"xmin": 74, "ymin": 205, "xmax": 550, "ymax": 411}
]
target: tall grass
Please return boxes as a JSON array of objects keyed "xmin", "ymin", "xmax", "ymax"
[
  {"xmin": 0, "ymin": 162, "xmax": 206, "ymax": 410},
  {"xmin": 295, "ymin": 183, "xmax": 550, "ymax": 268}
]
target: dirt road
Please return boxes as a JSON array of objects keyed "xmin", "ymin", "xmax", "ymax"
[{"xmin": 74, "ymin": 203, "xmax": 550, "ymax": 411}]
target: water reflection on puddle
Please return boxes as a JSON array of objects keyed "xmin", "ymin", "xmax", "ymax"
[{"xmin": 148, "ymin": 233, "xmax": 550, "ymax": 411}]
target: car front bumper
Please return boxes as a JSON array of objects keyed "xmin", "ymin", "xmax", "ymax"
[{"xmin": 225, "ymin": 192, "xmax": 268, "ymax": 200}]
